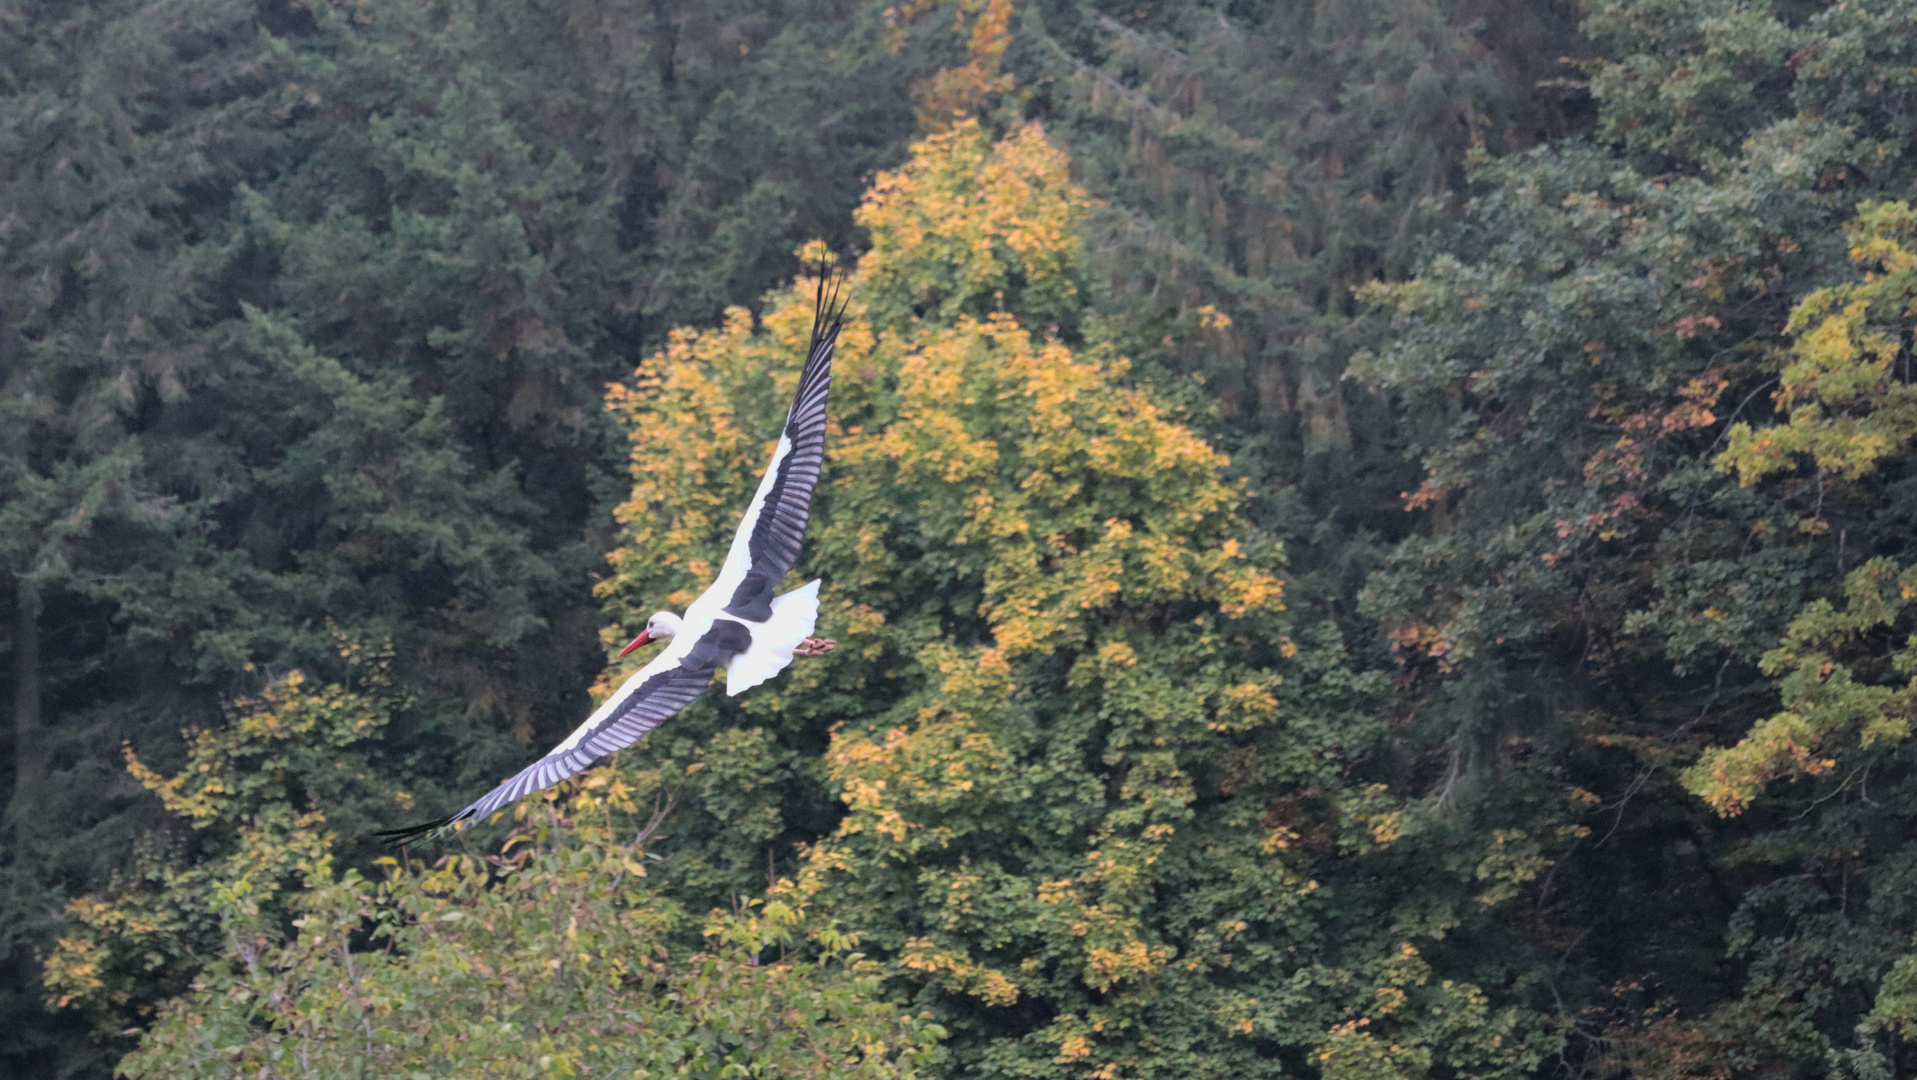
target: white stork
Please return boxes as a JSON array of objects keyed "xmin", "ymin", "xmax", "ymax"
[{"xmin": 380, "ymin": 281, "xmax": 845, "ymax": 844}]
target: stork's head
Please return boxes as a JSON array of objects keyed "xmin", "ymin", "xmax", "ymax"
[{"xmin": 617, "ymin": 611, "xmax": 683, "ymax": 657}]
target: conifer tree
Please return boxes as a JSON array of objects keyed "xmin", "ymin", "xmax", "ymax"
[{"xmin": 1007, "ymin": 0, "xmax": 1590, "ymax": 599}]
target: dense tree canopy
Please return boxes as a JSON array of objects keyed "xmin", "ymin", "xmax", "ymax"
[
  {"xmin": 1356, "ymin": 0, "xmax": 1917, "ymax": 1070},
  {"xmin": 1, "ymin": 0, "xmax": 932, "ymax": 1069},
  {"xmin": 13, "ymin": 0, "xmax": 1917, "ymax": 1078}
]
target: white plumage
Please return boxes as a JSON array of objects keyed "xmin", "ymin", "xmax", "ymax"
[{"xmin": 727, "ymin": 578, "xmax": 822, "ymax": 696}]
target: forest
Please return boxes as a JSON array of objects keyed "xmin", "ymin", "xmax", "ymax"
[{"xmin": 5, "ymin": 0, "xmax": 1917, "ymax": 1076}]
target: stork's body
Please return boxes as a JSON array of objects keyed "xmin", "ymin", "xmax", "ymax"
[{"xmin": 380, "ymin": 282, "xmax": 843, "ymax": 844}]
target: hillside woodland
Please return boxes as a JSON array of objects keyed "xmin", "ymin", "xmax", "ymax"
[{"xmin": 8, "ymin": 1, "xmax": 1917, "ymax": 1077}]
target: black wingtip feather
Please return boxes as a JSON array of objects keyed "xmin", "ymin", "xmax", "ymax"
[
  {"xmin": 374, "ymin": 815, "xmax": 460, "ymax": 847},
  {"xmin": 805, "ymin": 256, "xmax": 849, "ymax": 361}
]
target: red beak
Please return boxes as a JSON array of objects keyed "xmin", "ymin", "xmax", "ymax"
[{"xmin": 617, "ymin": 631, "xmax": 654, "ymax": 658}]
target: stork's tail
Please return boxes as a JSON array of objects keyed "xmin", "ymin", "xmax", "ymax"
[{"xmin": 725, "ymin": 580, "xmax": 822, "ymax": 696}]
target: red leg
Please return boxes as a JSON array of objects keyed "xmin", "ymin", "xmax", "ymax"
[{"xmin": 795, "ymin": 638, "xmax": 837, "ymax": 657}]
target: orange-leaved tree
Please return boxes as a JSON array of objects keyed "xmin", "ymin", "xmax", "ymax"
[{"xmin": 598, "ymin": 119, "xmax": 1548, "ymax": 1080}]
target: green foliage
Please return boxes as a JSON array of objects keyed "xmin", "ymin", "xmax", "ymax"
[
  {"xmin": 1006, "ymin": 0, "xmax": 1590, "ymax": 557},
  {"xmin": 43, "ymin": 644, "xmax": 404, "ymax": 1038},
  {"xmin": 1685, "ymin": 203, "xmax": 1917, "ymax": 816},
  {"xmin": 1354, "ymin": 0, "xmax": 1917, "ymax": 1071},
  {"xmin": 0, "ymin": 0, "xmax": 937, "ymax": 1072},
  {"xmin": 34, "ymin": 688, "xmax": 942, "ymax": 1080},
  {"xmin": 32, "ymin": 0, "xmax": 1917, "ymax": 1076},
  {"xmin": 115, "ymin": 785, "xmax": 944, "ymax": 1080},
  {"xmin": 1720, "ymin": 201, "xmax": 1917, "ymax": 487},
  {"xmin": 1684, "ymin": 558, "xmax": 1917, "ymax": 816}
]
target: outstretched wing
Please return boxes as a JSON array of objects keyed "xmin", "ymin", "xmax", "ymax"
[
  {"xmin": 715, "ymin": 278, "xmax": 845, "ymax": 623},
  {"xmin": 378, "ymin": 621, "xmax": 753, "ymax": 844}
]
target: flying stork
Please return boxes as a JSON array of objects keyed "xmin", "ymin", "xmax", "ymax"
[{"xmin": 380, "ymin": 280, "xmax": 845, "ymax": 844}]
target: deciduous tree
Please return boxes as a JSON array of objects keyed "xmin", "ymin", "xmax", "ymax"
[{"xmin": 596, "ymin": 117, "xmax": 1553, "ymax": 1080}]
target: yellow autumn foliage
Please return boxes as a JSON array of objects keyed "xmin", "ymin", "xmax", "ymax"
[
  {"xmin": 1684, "ymin": 556, "xmax": 1917, "ymax": 815},
  {"xmin": 589, "ymin": 116, "xmax": 1497, "ymax": 1080},
  {"xmin": 43, "ymin": 649, "xmax": 401, "ymax": 1030},
  {"xmin": 1689, "ymin": 203, "xmax": 1917, "ymax": 814},
  {"xmin": 598, "ymin": 118, "xmax": 1281, "ymax": 682},
  {"xmin": 1719, "ymin": 201, "xmax": 1917, "ymax": 487},
  {"xmin": 856, "ymin": 118, "xmax": 1094, "ymax": 331}
]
